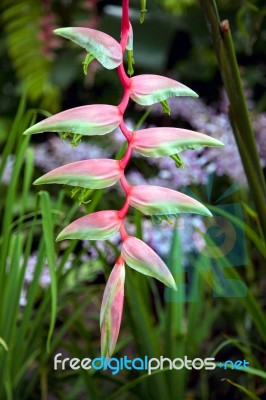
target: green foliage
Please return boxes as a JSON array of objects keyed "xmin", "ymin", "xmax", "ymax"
[
  {"xmin": 160, "ymin": 0, "xmax": 196, "ymax": 13},
  {"xmin": 0, "ymin": 0, "xmax": 60, "ymax": 112},
  {"xmin": 0, "ymin": 96, "xmax": 102, "ymax": 398},
  {"xmin": 235, "ymin": 0, "xmax": 266, "ymax": 51},
  {"xmin": 1, "ymin": 0, "xmax": 266, "ymax": 397},
  {"xmin": 0, "ymin": 97, "xmax": 266, "ymax": 399}
]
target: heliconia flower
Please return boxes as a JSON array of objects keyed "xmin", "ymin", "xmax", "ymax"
[
  {"xmin": 129, "ymin": 75, "xmax": 198, "ymax": 106},
  {"xmin": 122, "ymin": 236, "xmax": 177, "ymax": 290},
  {"xmin": 100, "ymin": 257, "xmax": 125, "ymax": 358},
  {"xmin": 56, "ymin": 210, "xmax": 122, "ymax": 241},
  {"xmin": 131, "ymin": 127, "xmax": 224, "ymax": 157},
  {"xmin": 21, "ymin": 0, "xmax": 225, "ymax": 359},
  {"xmin": 33, "ymin": 159, "xmax": 122, "ymax": 189},
  {"xmin": 129, "ymin": 185, "xmax": 212, "ymax": 217},
  {"xmin": 54, "ymin": 27, "xmax": 123, "ymax": 69},
  {"xmin": 23, "ymin": 105, "xmax": 122, "ymax": 136}
]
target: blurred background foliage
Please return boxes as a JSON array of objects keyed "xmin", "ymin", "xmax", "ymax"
[
  {"xmin": 1, "ymin": 0, "xmax": 266, "ymax": 115},
  {"xmin": 0, "ymin": 0, "xmax": 266, "ymax": 399}
]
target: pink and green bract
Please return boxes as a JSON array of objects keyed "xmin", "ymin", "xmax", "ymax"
[{"xmin": 24, "ymin": 0, "xmax": 224, "ymax": 358}]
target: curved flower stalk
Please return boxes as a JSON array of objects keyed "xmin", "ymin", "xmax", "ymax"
[{"xmin": 24, "ymin": 0, "xmax": 224, "ymax": 357}]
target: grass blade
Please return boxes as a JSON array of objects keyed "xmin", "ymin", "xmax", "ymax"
[{"xmin": 39, "ymin": 191, "xmax": 57, "ymax": 352}]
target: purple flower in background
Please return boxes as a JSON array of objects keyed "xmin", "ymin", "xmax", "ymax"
[
  {"xmin": 146, "ymin": 92, "xmax": 266, "ymax": 188},
  {"xmin": 19, "ymin": 253, "xmax": 51, "ymax": 306},
  {"xmin": 18, "ymin": 90, "xmax": 265, "ymax": 312},
  {"xmin": 254, "ymin": 114, "xmax": 266, "ymax": 168},
  {"xmin": 1, "ymin": 155, "xmax": 15, "ymax": 185},
  {"xmin": 34, "ymin": 136, "xmax": 110, "ymax": 172},
  {"xmin": 32, "ymin": 91, "xmax": 266, "ymax": 190}
]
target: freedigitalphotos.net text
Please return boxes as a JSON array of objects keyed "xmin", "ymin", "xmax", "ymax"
[{"xmin": 54, "ymin": 354, "xmax": 250, "ymax": 375}]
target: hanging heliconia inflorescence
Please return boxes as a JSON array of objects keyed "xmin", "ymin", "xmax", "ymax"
[{"xmin": 24, "ymin": 0, "xmax": 224, "ymax": 358}]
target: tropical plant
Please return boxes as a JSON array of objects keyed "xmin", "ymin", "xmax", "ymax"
[
  {"xmin": 23, "ymin": 0, "xmax": 224, "ymax": 358},
  {"xmin": 1, "ymin": 1, "xmax": 266, "ymax": 399}
]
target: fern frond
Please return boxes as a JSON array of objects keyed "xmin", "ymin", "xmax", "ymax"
[{"xmin": 1, "ymin": 0, "xmax": 60, "ymax": 112}]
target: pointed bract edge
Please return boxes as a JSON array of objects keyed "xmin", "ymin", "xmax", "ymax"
[
  {"xmin": 56, "ymin": 210, "xmax": 122, "ymax": 241},
  {"xmin": 129, "ymin": 74, "xmax": 198, "ymax": 106},
  {"xmin": 122, "ymin": 236, "xmax": 177, "ymax": 291},
  {"xmin": 23, "ymin": 105, "xmax": 122, "ymax": 136},
  {"xmin": 128, "ymin": 185, "xmax": 212, "ymax": 218},
  {"xmin": 33, "ymin": 159, "xmax": 122, "ymax": 189},
  {"xmin": 100, "ymin": 258, "xmax": 125, "ymax": 358},
  {"xmin": 126, "ymin": 23, "xmax": 133, "ymax": 51},
  {"xmin": 54, "ymin": 27, "xmax": 123, "ymax": 69},
  {"xmin": 131, "ymin": 127, "xmax": 224, "ymax": 158}
]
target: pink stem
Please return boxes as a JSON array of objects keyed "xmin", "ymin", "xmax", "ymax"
[
  {"xmin": 117, "ymin": 254, "xmax": 125, "ymax": 266},
  {"xmin": 120, "ymin": 144, "xmax": 132, "ymax": 169},
  {"xmin": 120, "ymin": 171, "xmax": 131, "ymax": 194},
  {"xmin": 119, "ymin": 221, "xmax": 129, "ymax": 241},
  {"xmin": 118, "ymin": 196, "xmax": 130, "ymax": 219},
  {"xmin": 120, "ymin": 0, "xmax": 130, "ymax": 52},
  {"xmin": 119, "ymin": 120, "xmax": 132, "ymax": 141},
  {"xmin": 117, "ymin": 0, "xmax": 132, "ymax": 243},
  {"xmin": 117, "ymin": 64, "xmax": 131, "ymax": 90}
]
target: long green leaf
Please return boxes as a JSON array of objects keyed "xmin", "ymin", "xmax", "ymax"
[
  {"xmin": 221, "ymin": 378, "xmax": 260, "ymax": 400},
  {"xmin": 39, "ymin": 191, "xmax": 57, "ymax": 352}
]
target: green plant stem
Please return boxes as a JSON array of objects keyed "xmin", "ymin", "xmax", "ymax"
[
  {"xmin": 198, "ymin": 0, "xmax": 266, "ymax": 240},
  {"xmin": 228, "ymin": 108, "xmax": 266, "ymax": 243},
  {"xmin": 221, "ymin": 22, "xmax": 266, "ymax": 195}
]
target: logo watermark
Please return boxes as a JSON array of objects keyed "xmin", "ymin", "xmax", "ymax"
[
  {"xmin": 165, "ymin": 176, "xmax": 248, "ymax": 303},
  {"xmin": 53, "ymin": 354, "xmax": 250, "ymax": 375}
]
